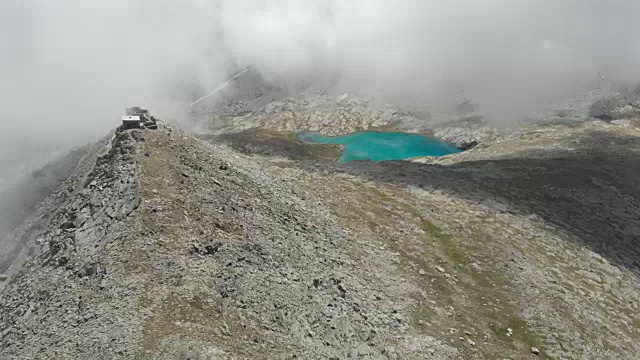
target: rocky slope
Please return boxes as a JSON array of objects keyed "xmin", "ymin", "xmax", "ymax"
[
  {"xmin": 0, "ymin": 124, "xmax": 459, "ymax": 359},
  {"xmin": 1, "ymin": 97, "xmax": 639, "ymax": 359},
  {"xmin": 235, "ymin": 117, "xmax": 640, "ymax": 359},
  {"xmin": 0, "ymin": 142, "xmax": 104, "ymax": 290}
]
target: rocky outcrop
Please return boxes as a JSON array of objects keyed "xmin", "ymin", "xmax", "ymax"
[
  {"xmin": 209, "ymin": 93, "xmax": 399, "ymax": 136},
  {"xmin": 0, "ymin": 147, "xmax": 88, "ymax": 279},
  {"xmin": 432, "ymin": 117, "xmax": 501, "ymax": 150},
  {"xmin": 589, "ymin": 89, "xmax": 640, "ymax": 121},
  {"xmin": 0, "ymin": 129, "xmax": 143, "ymax": 358}
]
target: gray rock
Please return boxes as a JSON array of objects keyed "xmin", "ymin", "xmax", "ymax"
[
  {"xmin": 466, "ymin": 338, "xmax": 476, "ymax": 346},
  {"xmin": 589, "ymin": 97, "xmax": 621, "ymax": 120}
]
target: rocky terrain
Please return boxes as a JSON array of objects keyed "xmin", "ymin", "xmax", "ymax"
[
  {"xmin": 206, "ymin": 92, "xmax": 502, "ymax": 153},
  {"xmin": 0, "ymin": 144, "xmax": 95, "ymax": 288},
  {"xmin": 1, "ymin": 86, "xmax": 640, "ymax": 359}
]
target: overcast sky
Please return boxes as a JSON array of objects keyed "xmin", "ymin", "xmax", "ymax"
[{"xmin": 1, "ymin": 0, "xmax": 639, "ymax": 152}]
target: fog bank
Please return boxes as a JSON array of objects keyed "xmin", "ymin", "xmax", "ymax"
[{"xmin": 2, "ymin": 0, "xmax": 640, "ymax": 158}]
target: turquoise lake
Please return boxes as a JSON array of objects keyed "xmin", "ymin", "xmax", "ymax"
[{"xmin": 298, "ymin": 131, "xmax": 462, "ymax": 163}]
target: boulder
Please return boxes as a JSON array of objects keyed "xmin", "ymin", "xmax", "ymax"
[{"xmin": 589, "ymin": 97, "xmax": 622, "ymax": 120}]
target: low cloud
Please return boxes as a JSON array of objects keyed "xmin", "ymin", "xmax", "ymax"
[{"xmin": 2, "ymin": 0, "xmax": 640, "ymax": 161}]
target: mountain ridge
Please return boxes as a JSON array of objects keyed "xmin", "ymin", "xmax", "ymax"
[{"xmin": 0, "ymin": 110, "xmax": 639, "ymax": 358}]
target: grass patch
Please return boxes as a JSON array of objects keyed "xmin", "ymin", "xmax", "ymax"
[
  {"xmin": 305, "ymin": 176, "xmax": 549, "ymax": 358},
  {"xmin": 141, "ymin": 291, "xmax": 219, "ymax": 353},
  {"xmin": 492, "ymin": 317, "xmax": 546, "ymax": 356},
  {"xmin": 252, "ymin": 128, "xmax": 298, "ymax": 141},
  {"xmin": 206, "ymin": 129, "xmax": 342, "ymax": 161},
  {"xmin": 422, "ymin": 219, "xmax": 468, "ymax": 268},
  {"xmin": 123, "ymin": 248, "xmax": 153, "ymax": 274}
]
